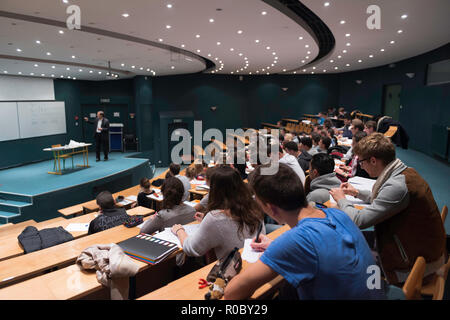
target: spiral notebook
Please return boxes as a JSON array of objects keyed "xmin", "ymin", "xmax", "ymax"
[{"xmin": 117, "ymin": 233, "xmax": 179, "ymax": 265}]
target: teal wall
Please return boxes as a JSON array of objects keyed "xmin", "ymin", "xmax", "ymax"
[{"xmin": 339, "ymin": 43, "xmax": 450, "ymax": 156}]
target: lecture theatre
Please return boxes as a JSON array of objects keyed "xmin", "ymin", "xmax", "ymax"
[{"xmin": 0, "ymin": 0, "xmax": 449, "ymax": 305}]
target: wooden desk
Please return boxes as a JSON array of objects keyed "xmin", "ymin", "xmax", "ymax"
[
  {"xmin": 260, "ymin": 122, "xmax": 278, "ymax": 129},
  {"xmin": 324, "ymin": 200, "xmax": 364, "ymax": 211},
  {"xmin": 0, "ymin": 220, "xmax": 37, "ymax": 240},
  {"xmin": 127, "ymin": 206, "xmax": 155, "ymax": 217},
  {"xmin": 138, "ymin": 224, "xmax": 290, "ymax": 300},
  {"xmin": 281, "ymin": 118, "xmax": 299, "ymax": 123}
]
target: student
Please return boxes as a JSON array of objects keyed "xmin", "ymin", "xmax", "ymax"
[
  {"xmin": 271, "ymin": 144, "xmax": 306, "ymax": 185},
  {"xmin": 339, "ymin": 113, "xmax": 353, "ymax": 138},
  {"xmin": 88, "ymin": 191, "xmax": 129, "ymax": 235},
  {"xmin": 137, "ymin": 177, "xmax": 154, "ymax": 209},
  {"xmin": 330, "ymin": 133, "xmax": 446, "ymax": 285},
  {"xmin": 335, "ymin": 131, "xmax": 370, "ymax": 180},
  {"xmin": 306, "ymin": 154, "xmax": 342, "ymax": 204},
  {"xmin": 284, "ymin": 133, "xmax": 294, "ymax": 142},
  {"xmin": 224, "ymin": 164, "xmax": 385, "ymax": 300},
  {"xmin": 169, "ymin": 163, "xmax": 190, "ymax": 202},
  {"xmin": 318, "ymin": 136, "xmax": 331, "ymax": 154},
  {"xmin": 140, "ymin": 177, "xmax": 195, "ymax": 235},
  {"xmin": 193, "ymin": 167, "xmax": 215, "ymax": 213},
  {"xmin": 317, "ymin": 112, "xmax": 326, "ymax": 125},
  {"xmin": 364, "ymin": 120, "xmax": 377, "ymax": 135},
  {"xmin": 338, "ymin": 107, "xmax": 347, "ymax": 118},
  {"xmin": 185, "ymin": 166, "xmax": 197, "ymax": 181},
  {"xmin": 323, "ymin": 119, "xmax": 333, "ymax": 131},
  {"xmin": 230, "ymin": 151, "xmax": 248, "ymax": 180},
  {"xmin": 171, "ymin": 165, "xmax": 264, "ymax": 263},
  {"xmin": 327, "ymin": 128, "xmax": 338, "ymax": 147},
  {"xmin": 351, "ymin": 118, "xmax": 365, "ymax": 137},
  {"xmin": 297, "ymin": 136, "xmax": 313, "ymax": 172},
  {"xmin": 309, "ymin": 132, "xmax": 321, "ymax": 156}
]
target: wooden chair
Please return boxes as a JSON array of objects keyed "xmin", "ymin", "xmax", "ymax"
[
  {"xmin": 402, "ymin": 256, "xmax": 426, "ymax": 300},
  {"xmin": 384, "ymin": 126, "xmax": 398, "ymax": 138},
  {"xmin": 51, "ymin": 144, "xmax": 73, "ymax": 170},
  {"xmin": 440, "ymin": 205, "xmax": 448, "ymax": 223}
]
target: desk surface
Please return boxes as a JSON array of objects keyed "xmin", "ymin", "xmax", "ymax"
[
  {"xmin": 43, "ymin": 143, "xmax": 92, "ymax": 151},
  {"xmin": 138, "ymin": 224, "xmax": 289, "ymax": 300}
]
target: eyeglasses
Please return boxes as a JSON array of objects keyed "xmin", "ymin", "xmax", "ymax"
[{"xmin": 357, "ymin": 158, "xmax": 369, "ymax": 165}]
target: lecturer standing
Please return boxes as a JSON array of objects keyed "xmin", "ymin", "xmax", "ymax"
[{"xmin": 84, "ymin": 111, "xmax": 110, "ymax": 161}]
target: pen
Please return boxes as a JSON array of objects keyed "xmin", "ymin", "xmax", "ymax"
[{"xmin": 255, "ymin": 222, "xmax": 263, "ymax": 243}]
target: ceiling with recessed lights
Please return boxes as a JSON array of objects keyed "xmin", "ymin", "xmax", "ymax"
[{"xmin": 0, "ymin": 0, "xmax": 449, "ymax": 80}]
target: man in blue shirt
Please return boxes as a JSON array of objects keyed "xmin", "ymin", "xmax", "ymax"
[{"xmin": 224, "ymin": 164, "xmax": 385, "ymax": 300}]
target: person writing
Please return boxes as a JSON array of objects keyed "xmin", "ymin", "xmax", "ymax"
[{"xmin": 84, "ymin": 111, "xmax": 110, "ymax": 161}]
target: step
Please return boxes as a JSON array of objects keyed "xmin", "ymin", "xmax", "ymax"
[
  {"xmin": 0, "ymin": 202, "xmax": 31, "ymax": 214},
  {"xmin": 0, "ymin": 193, "xmax": 32, "ymax": 204},
  {"xmin": 0, "ymin": 211, "xmax": 21, "ymax": 223}
]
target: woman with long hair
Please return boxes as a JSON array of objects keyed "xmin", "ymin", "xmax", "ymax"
[{"xmin": 172, "ymin": 165, "xmax": 264, "ymax": 262}]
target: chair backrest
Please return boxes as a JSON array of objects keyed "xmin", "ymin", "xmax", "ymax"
[
  {"xmin": 51, "ymin": 144, "xmax": 62, "ymax": 148},
  {"xmin": 402, "ymin": 256, "xmax": 426, "ymax": 300},
  {"xmin": 441, "ymin": 205, "xmax": 448, "ymax": 223}
]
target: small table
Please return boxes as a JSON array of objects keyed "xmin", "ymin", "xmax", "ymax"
[{"xmin": 43, "ymin": 143, "xmax": 92, "ymax": 175}]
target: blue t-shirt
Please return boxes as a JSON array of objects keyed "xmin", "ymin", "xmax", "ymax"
[{"xmin": 260, "ymin": 208, "xmax": 385, "ymax": 300}]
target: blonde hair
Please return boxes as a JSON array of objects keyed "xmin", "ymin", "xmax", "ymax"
[
  {"xmin": 353, "ymin": 133, "xmax": 395, "ymax": 165},
  {"xmin": 185, "ymin": 166, "xmax": 197, "ymax": 180}
]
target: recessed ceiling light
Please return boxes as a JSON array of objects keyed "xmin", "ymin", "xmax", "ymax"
[
  {"xmin": 71, "ymin": 55, "xmax": 76, "ymax": 59},
  {"xmin": 261, "ymin": 11, "xmax": 267, "ymax": 15},
  {"xmin": 272, "ymin": 52, "xmax": 276, "ymax": 55},
  {"xmin": 305, "ymin": 44, "xmax": 309, "ymax": 48},
  {"xmin": 283, "ymin": 69, "xmax": 286, "ymax": 72},
  {"xmin": 36, "ymin": 40, "xmax": 41, "ymax": 44},
  {"xmin": 122, "ymin": 13, "xmax": 130, "ymax": 18},
  {"xmin": 196, "ymin": 49, "xmax": 201, "ymax": 53},
  {"xmin": 239, "ymin": 53, "xmax": 243, "ymax": 56},
  {"xmin": 237, "ymin": 30, "xmax": 243, "ymax": 34},
  {"xmin": 358, "ymin": 60, "xmax": 362, "ymax": 63},
  {"xmin": 166, "ymin": 25, "xmax": 171, "ymax": 29},
  {"xmin": 16, "ymin": 48, "xmax": 22, "ymax": 52},
  {"xmin": 305, "ymin": 56, "xmax": 309, "ymax": 59},
  {"xmin": 171, "ymin": 66, "xmax": 175, "ymax": 69},
  {"xmin": 346, "ymin": 64, "xmax": 350, "ymax": 67},
  {"xmin": 323, "ymin": 70, "xmax": 327, "ymax": 72},
  {"xmin": 330, "ymin": 60, "xmax": 334, "ymax": 63},
  {"xmin": 158, "ymin": 38, "xmax": 163, "ymax": 42},
  {"xmin": 18, "ymin": 72, "xmax": 22, "ymax": 75},
  {"xmin": 338, "ymin": 55, "xmax": 342, "ymax": 59},
  {"xmin": 78, "ymin": 69, "xmax": 83, "ymax": 72},
  {"xmin": 59, "ymin": 30, "xmax": 64, "ymax": 34},
  {"xmin": 244, "ymin": 57, "xmax": 248, "ymax": 60},
  {"xmin": 89, "ymin": 70, "xmax": 93, "ymax": 73},
  {"xmin": 73, "ymin": 77, "xmax": 76, "ymax": 80},
  {"xmin": 346, "ymin": 43, "xmax": 351, "ymax": 46},
  {"xmin": 230, "ymin": 48, "xmax": 234, "ymax": 51},
  {"xmin": 98, "ymin": 71, "xmax": 102, "ymax": 74},
  {"xmin": 293, "ymin": 71, "xmax": 297, "ymax": 74},
  {"xmin": 51, "ymin": 66, "xmax": 55, "ymax": 69},
  {"xmin": 369, "ymin": 54, "xmax": 374, "ymax": 58},
  {"xmin": 340, "ymin": 20, "xmax": 346, "ymax": 24},
  {"xmin": 380, "ymin": 48, "xmax": 385, "ymax": 52},
  {"xmin": 397, "ymin": 30, "xmax": 403, "ymax": 34},
  {"xmin": 307, "ymin": 51, "xmax": 311, "ymax": 54},
  {"xmin": 312, "ymin": 67, "xmax": 316, "ymax": 70},
  {"xmin": 181, "ymin": 44, "xmax": 185, "ymax": 48},
  {"xmin": 299, "ymin": 36, "xmax": 303, "ymax": 40},
  {"xmin": 209, "ymin": 19, "xmax": 214, "ymax": 23},
  {"xmin": 390, "ymin": 40, "xmax": 395, "ymax": 44},
  {"xmin": 217, "ymin": 42, "xmax": 221, "ymax": 45},
  {"xmin": 255, "ymin": 40, "xmax": 260, "ymax": 43},
  {"xmin": 275, "ymin": 57, "xmax": 278, "ymax": 60},
  {"xmin": 167, "ymin": 4, "xmax": 172, "ymax": 9},
  {"xmin": 121, "ymin": 63, "xmax": 125, "ymax": 67},
  {"xmin": 335, "ymin": 66, "xmax": 339, "ymax": 70},
  {"xmin": 140, "ymin": 67, "xmax": 144, "ymax": 70},
  {"xmin": 30, "ymin": 73, "xmax": 34, "ymax": 75},
  {"xmin": 401, "ymin": 14, "xmax": 408, "ymax": 19},
  {"xmin": 62, "ymin": 0, "xmax": 69, "ymax": 4},
  {"xmin": 66, "ymin": 67, "xmax": 70, "ymax": 70},
  {"xmin": 343, "ymin": 50, "xmax": 347, "ymax": 53},
  {"xmin": 41, "ymin": 74, "xmax": 45, "ymax": 76},
  {"xmin": 3, "ymin": 71, "xmax": 8, "ymax": 74},
  {"xmin": 46, "ymin": 52, "xmax": 51, "ymax": 55},
  {"xmin": 196, "ymin": 34, "xmax": 200, "ymax": 38},
  {"xmin": 345, "ymin": 33, "xmax": 351, "ymax": 37},
  {"xmin": 301, "ymin": 60, "xmax": 305, "ymax": 63},
  {"xmin": 207, "ymin": 53, "xmax": 211, "ymax": 57},
  {"xmin": 324, "ymin": 2, "xmax": 330, "ymax": 7},
  {"xmin": 131, "ymin": 65, "xmax": 135, "ymax": 68},
  {"xmin": 147, "ymin": 68, "xmax": 150, "ymax": 71},
  {"xmin": 34, "ymin": 64, "xmax": 38, "ymax": 67},
  {"xmin": 266, "ymin": 46, "xmax": 270, "ymax": 50}
]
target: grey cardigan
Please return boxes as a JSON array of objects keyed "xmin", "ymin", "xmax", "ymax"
[
  {"xmin": 140, "ymin": 203, "xmax": 195, "ymax": 234},
  {"xmin": 182, "ymin": 209, "xmax": 265, "ymax": 262},
  {"xmin": 306, "ymin": 172, "xmax": 342, "ymax": 204}
]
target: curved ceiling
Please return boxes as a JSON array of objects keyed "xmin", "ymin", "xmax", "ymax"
[{"xmin": 0, "ymin": 0, "xmax": 449, "ymax": 80}]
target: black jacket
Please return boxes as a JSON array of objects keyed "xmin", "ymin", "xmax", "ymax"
[
  {"xmin": 87, "ymin": 117, "xmax": 110, "ymax": 139},
  {"xmin": 297, "ymin": 150, "xmax": 313, "ymax": 173},
  {"xmin": 88, "ymin": 207, "xmax": 129, "ymax": 235},
  {"xmin": 18, "ymin": 226, "xmax": 74, "ymax": 254},
  {"xmin": 377, "ymin": 117, "xmax": 409, "ymax": 149}
]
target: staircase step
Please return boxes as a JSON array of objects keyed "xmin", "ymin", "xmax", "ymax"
[
  {"xmin": 0, "ymin": 211, "xmax": 20, "ymax": 219},
  {"xmin": 0, "ymin": 200, "xmax": 32, "ymax": 208},
  {"xmin": 0, "ymin": 193, "xmax": 32, "ymax": 204}
]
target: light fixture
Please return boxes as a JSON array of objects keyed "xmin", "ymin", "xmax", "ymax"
[
  {"xmin": 46, "ymin": 52, "xmax": 51, "ymax": 55},
  {"xmin": 196, "ymin": 34, "xmax": 200, "ymax": 38},
  {"xmin": 89, "ymin": 70, "xmax": 93, "ymax": 73},
  {"xmin": 261, "ymin": 11, "xmax": 267, "ymax": 15},
  {"xmin": 16, "ymin": 48, "xmax": 22, "ymax": 52},
  {"xmin": 30, "ymin": 73, "xmax": 34, "ymax": 75},
  {"xmin": 335, "ymin": 67, "xmax": 339, "ymax": 70},
  {"xmin": 36, "ymin": 40, "xmax": 41, "ymax": 44},
  {"xmin": 121, "ymin": 63, "xmax": 125, "ymax": 67},
  {"xmin": 255, "ymin": 40, "xmax": 260, "ymax": 43},
  {"xmin": 343, "ymin": 50, "xmax": 347, "ymax": 53},
  {"xmin": 405, "ymin": 73, "xmax": 415, "ymax": 79},
  {"xmin": 158, "ymin": 38, "xmax": 163, "ymax": 42},
  {"xmin": 52, "ymin": 66, "xmax": 55, "ymax": 68},
  {"xmin": 369, "ymin": 54, "xmax": 374, "ymax": 58},
  {"xmin": 18, "ymin": 72, "xmax": 22, "ymax": 75},
  {"xmin": 356, "ymin": 80, "xmax": 363, "ymax": 84},
  {"xmin": 346, "ymin": 43, "xmax": 351, "ymax": 46},
  {"xmin": 299, "ymin": 36, "xmax": 303, "ymax": 40},
  {"xmin": 79, "ymin": 69, "xmax": 83, "ymax": 72},
  {"xmin": 181, "ymin": 44, "xmax": 185, "ymax": 48},
  {"xmin": 324, "ymin": 2, "xmax": 330, "ymax": 7},
  {"xmin": 66, "ymin": 67, "xmax": 70, "ymax": 70},
  {"xmin": 71, "ymin": 55, "xmax": 76, "ymax": 59},
  {"xmin": 217, "ymin": 42, "xmax": 221, "ymax": 45},
  {"xmin": 390, "ymin": 40, "xmax": 395, "ymax": 44},
  {"xmin": 34, "ymin": 64, "xmax": 38, "ymax": 67},
  {"xmin": 380, "ymin": 48, "xmax": 385, "ymax": 52},
  {"xmin": 401, "ymin": 14, "xmax": 408, "ymax": 19},
  {"xmin": 346, "ymin": 64, "xmax": 350, "ymax": 67},
  {"xmin": 209, "ymin": 19, "xmax": 214, "ymax": 23},
  {"xmin": 266, "ymin": 46, "xmax": 270, "ymax": 50},
  {"xmin": 59, "ymin": 30, "xmax": 64, "ymax": 34},
  {"xmin": 167, "ymin": 4, "xmax": 172, "ymax": 8},
  {"xmin": 171, "ymin": 66, "xmax": 175, "ymax": 69},
  {"xmin": 305, "ymin": 44, "xmax": 309, "ymax": 48},
  {"xmin": 131, "ymin": 65, "xmax": 135, "ymax": 68},
  {"xmin": 122, "ymin": 13, "xmax": 130, "ymax": 18},
  {"xmin": 398, "ymin": 30, "xmax": 403, "ymax": 34},
  {"xmin": 345, "ymin": 33, "xmax": 351, "ymax": 37},
  {"xmin": 358, "ymin": 59, "xmax": 362, "ymax": 63},
  {"xmin": 237, "ymin": 30, "xmax": 243, "ymax": 34},
  {"xmin": 340, "ymin": 20, "xmax": 346, "ymax": 24},
  {"xmin": 166, "ymin": 25, "xmax": 171, "ymax": 29},
  {"xmin": 230, "ymin": 48, "xmax": 234, "ymax": 51}
]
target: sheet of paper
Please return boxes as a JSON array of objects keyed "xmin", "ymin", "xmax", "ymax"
[
  {"xmin": 183, "ymin": 201, "xmax": 199, "ymax": 207},
  {"xmin": 190, "ymin": 179, "xmax": 206, "ymax": 185},
  {"xmin": 148, "ymin": 189, "xmax": 163, "ymax": 201},
  {"xmin": 65, "ymin": 223, "xmax": 90, "ymax": 232},
  {"xmin": 242, "ymin": 239, "xmax": 263, "ymax": 263},
  {"xmin": 348, "ymin": 177, "xmax": 375, "ymax": 191},
  {"xmin": 196, "ymin": 185, "xmax": 210, "ymax": 190},
  {"xmin": 329, "ymin": 194, "xmax": 369, "ymax": 207},
  {"xmin": 152, "ymin": 224, "xmax": 201, "ymax": 248},
  {"xmin": 118, "ymin": 199, "xmax": 133, "ymax": 206},
  {"xmin": 126, "ymin": 195, "xmax": 137, "ymax": 202}
]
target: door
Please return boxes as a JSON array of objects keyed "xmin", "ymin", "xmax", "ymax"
[
  {"xmin": 383, "ymin": 84, "xmax": 402, "ymax": 121},
  {"xmin": 168, "ymin": 122, "xmax": 188, "ymax": 163}
]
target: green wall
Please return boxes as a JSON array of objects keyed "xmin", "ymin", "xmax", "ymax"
[{"xmin": 339, "ymin": 43, "xmax": 450, "ymax": 156}]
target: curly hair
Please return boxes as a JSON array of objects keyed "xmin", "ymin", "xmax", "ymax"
[{"xmin": 161, "ymin": 177, "xmax": 184, "ymax": 210}]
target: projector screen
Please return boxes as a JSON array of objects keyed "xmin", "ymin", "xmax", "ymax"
[
  {"xmin": 0, "ymin": 101, "xmax": 67, "ymax": 141},
  {"xmin": 426, "ymin": 59, "xmax": 450, "ymax": 86}
]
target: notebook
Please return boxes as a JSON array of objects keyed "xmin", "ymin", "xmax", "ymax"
[{"xmin": 117, "ymin": 233, "xmax": 178, "ymax": 265}]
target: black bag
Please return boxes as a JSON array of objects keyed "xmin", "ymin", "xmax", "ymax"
[
  {"xmin": 151, "ymin": 179, "xmax": 165, "ymax": 187},
  {"xmin": 123, "ymin": 215, "xmax": 144, "ymax": 228},
  {"xmin": 206, "ymin": 247, "xmax": 242, "ymax": 283}
]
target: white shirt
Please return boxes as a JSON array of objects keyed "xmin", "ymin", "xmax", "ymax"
[
  {"xmin": 96, "ymin": 119, "xmax": 102, "ymax": 133},
  {"xmin": 279, "ymin": 153, "xmax": 306, "ymax": 185}
]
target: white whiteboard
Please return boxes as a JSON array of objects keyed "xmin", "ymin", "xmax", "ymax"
[
  {"xmin": 0, "ymin": 75, "xmax": 55, "ymax": 101},
  {"xmin": 0, "ymin": 102, "xmax": 20, "ymax": 142},
  {"xmin": 17, "ymin": 101, "xmax": 67, "ymax": 139}
]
